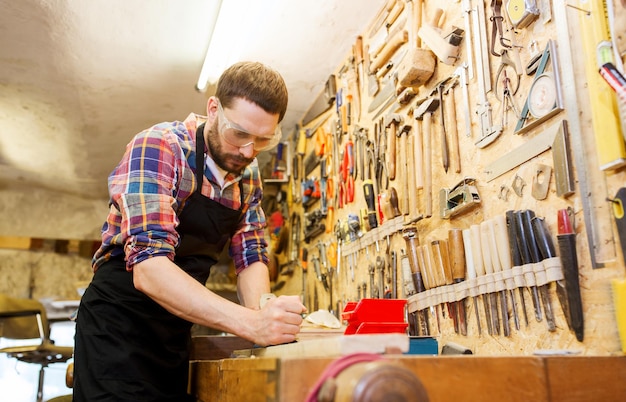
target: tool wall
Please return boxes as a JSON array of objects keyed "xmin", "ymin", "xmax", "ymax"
[{"xmin": 270, "ymin": 0, "xmax": 626, "ymax": 355}]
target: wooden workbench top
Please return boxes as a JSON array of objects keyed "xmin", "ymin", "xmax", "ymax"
[{"xmin": 189, "ymin": 336, "xmax": 626, "ymax": 402}]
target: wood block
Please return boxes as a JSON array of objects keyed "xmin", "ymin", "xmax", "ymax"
[{"xmin": 232, "ymin": 333, "xmax": 409, "ymax": 358}]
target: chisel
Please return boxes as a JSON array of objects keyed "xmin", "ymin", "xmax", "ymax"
[
  {"xmin": 418, "ymin": 243, "xmax": 441, "ymax": 334},
  {"xmin": 480, "ymin": 220, "xmax": 503, "ymax": 336},
  {"xmin": 505, "ymin": 211, "xmax": 529, "ymax": 327},
  {"xmin": 533, "ymin": 214, "xmax": 574, "ymax": 335},
  {"xmin": 520, "ymin": 210, "xmax": 556, "ymax": 332},
  {"xmin": 403, "ymin": 226, "xmax": 430, "ymax": 336},
  {"xmin": 493, "ymin": 215, "xmax": 520, "ymax": 331},
  {"xmin": 485, "ymin": 218, "xmax": 511, "ymax": 336},
  {"xmin": 462, "ymin": 228, "xmax": 482, "ymax": 335},
  {"xmin": 449, "ymin": 229, "xmax": 468, "ymax": 335},
  {"xmin": 556, "ymin": 208, "xmax": 584, "ymax": 341},
  {"xmin": 433, "ymin": 239, "xmax": 458, "ymax": 332},
  {"xmin": 400, "ymin": 248, "xmax": 419, "ymax": 335},
  {"xmin": 513, "ymin": 210, "xmax": 543, "ymax": 322},
  {"xmin": 470, "ymin": 224, "xmax": 494, "ymax": 335},
  {"xmin": 417, "ymin": 245, "xmax": 441, "ymax": 333}
]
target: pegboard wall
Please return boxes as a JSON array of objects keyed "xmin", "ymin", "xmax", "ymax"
[{"xmin": 270, "ymin": 0, "xmax": 626, "ymax": 355}]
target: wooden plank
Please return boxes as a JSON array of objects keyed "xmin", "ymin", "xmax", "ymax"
[
  {"xmin": 190, "ymin": 335, "xmax": 254, "ymax": 361},
  {"xmin": 232, "ymin": 333, "xmax": 409, "ymax": 358},
  {"xmin": 188, "ymin": 360, "xmax": 221, "ymax": 402},
  {"xmin": 190, "ymin": 358, "xmax": 280, "ymax": 402},
  {"xmin": 221, "ymin": 358, "xmax": 278, "ymax": 402},
  {"xmin": 279, "ymin": 357, "xmax": 335, "ymax": 401},
  {"xmin": 402, "ymin": 356, "xmax": 548, "ymax": 401},
  {"xmin": 191, "ymin": 356, "xmax": 626, "ymax": 402},
  {"xmin": 545, "ymin": 356, "xmax": 626, "ymax": 401},
  {"xmin": 281, "ymin": 356, "xmax": 549, "ymax": 401}
]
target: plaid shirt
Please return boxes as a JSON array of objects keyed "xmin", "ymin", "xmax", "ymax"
[{"xmin": 92, "ymin": 113, "xmax": 269, "ymax": 274}]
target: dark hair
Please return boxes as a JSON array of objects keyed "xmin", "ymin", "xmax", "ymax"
[{"xmin": 215, "ymin": 61, "xmax": 288, "ymax": 122}]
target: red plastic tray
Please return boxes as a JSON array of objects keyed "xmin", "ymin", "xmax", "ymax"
[{"xmin": 341, "ymin": 298, "xmax": 408, "ymax": 335}]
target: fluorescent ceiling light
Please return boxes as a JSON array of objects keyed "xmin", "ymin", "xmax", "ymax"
[{"xmin": 196, "ymin": 0, "xmax": 266, "ymax": 92}]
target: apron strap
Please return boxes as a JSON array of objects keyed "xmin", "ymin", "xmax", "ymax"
[{"xmin": 195, "ymin": 123, "xmax": 206, "ymax": 195}]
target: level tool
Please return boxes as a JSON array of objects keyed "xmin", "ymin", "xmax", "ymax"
[
  {"xmin": 577, "ymin": 0, "xmax": 626, "ymax": 171},
  {"xmin": 553, "ymin": 0, "xmax": 614, "ymax": 268}
]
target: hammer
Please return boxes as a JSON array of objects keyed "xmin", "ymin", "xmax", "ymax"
[
  {"xmin": 414, "ymin": 97, "xmax": 440, "ymax": 218},
  {"xmin": 397, "ymin": 122, "xmax": 412, "ymax": 216},
  {"xmin": 384, "ymin": 113, "xmax": 403, "ymax": 181}
]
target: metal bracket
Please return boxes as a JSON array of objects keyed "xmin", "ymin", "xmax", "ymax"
[
  {"xmin": 512, "ymin": 174, "xmax": 525, "ymax": 197},
  {"xmin": 531, "ymin": 163, "xmax": 552, "ymax": 200}
]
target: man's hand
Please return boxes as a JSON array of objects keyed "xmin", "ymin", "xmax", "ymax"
[
  {"xmin": 133, "ymin": 257, "xmax": 307, "ymax": 346},
  {"xmin": 250, "ymin": 295, "xmax": 307, "ymax": 346}
]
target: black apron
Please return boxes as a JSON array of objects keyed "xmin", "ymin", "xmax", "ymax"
[{"xmin": 73, "ymin": 125, "xmax": 244, "ymax": 401}]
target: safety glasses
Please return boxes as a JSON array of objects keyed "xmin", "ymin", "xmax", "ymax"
[{"xmin": 216, "ymin": 99, "xmax": 282, "ymax": 151}]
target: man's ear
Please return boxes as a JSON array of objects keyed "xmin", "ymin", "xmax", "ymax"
[{"xmin": 206, "ymin": 96, "xmax": 218, "ymax": 117}]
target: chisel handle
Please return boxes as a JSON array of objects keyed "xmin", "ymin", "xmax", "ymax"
[
  {"xmin": 462, "ymin": 229, "xmax": 476, "ymax": 280},
  {"xmin": 388, "ymin": 123, "xmax": 397, "ymax": 180},
  {"xmin": 432, "ymin": 239, "xmax": 452, "ymax": 285},
  {"xmin": 505, "ymin": 211, "xmax": 523, "ymax": 267},
  {"xmin": 370, "ymin": 30, "xmax": 409, "ymax": 72},
  {"xmin": 470, "ymin": 224, "xmax": 485, "ymax": 277},
  {"xmin": 449, "ymin": 229, "xmax": 466, "ymax": 282},
  {"xmin": 423, "ymin": 113, "xmax": 433, "ymax": 217},
  {"xmin": 493, "ymin": 216, "xmax": 512, "ymax": 271},
  {"xmin": 480, "ymin": 221, "xmax": 495, "ymax": 275}
]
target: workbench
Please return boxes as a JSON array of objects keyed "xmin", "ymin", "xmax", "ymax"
[{"xmin": 188, "ymin": 335, "xmax": 626, "ymax": 402}]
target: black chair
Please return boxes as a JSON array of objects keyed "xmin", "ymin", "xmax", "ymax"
[{"xmin": 0, "ymin": 294, "xmax": 73, "ymax": 402}]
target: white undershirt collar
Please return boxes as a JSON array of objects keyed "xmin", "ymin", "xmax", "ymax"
[{"xmin": 205, "ymin": 155, "xmax": 228, "ymax": 188}]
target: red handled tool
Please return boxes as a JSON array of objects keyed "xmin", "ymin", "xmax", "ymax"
[{"xmin": 556, "ymin": 208, "xmax": 584, "ymax": 341}]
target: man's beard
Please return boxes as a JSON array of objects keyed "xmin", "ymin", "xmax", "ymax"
[{"xmin": 206, "ymin": 120, "xmax": 254, "ymax": 174}]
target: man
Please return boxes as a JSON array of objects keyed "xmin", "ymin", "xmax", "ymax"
[{"xmin": 73, "ymin": 61, "xmax": 306, "ymax": 401}]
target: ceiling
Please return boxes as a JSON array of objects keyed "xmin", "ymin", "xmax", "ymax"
[{"xmin": 0, "ymin": 0, "xmax": 383, "ymax": 199}]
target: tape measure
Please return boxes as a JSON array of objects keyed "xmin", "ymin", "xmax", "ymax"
[{"xmin": 505, "ymin": 0, "xmax": 540, "ymax": 29}]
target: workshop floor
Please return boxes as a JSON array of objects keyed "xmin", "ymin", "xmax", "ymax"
[{"xmin": 0, "ymin": 321, "xmax": 74, "ymax": 401}]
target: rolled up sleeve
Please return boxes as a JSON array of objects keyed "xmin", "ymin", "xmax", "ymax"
[
  {"xmin": 105, "ymin": 129, "xmax": 185, "ymax": 271},
  {"xmin": 229, "ymin": 182, "xmax": 269, "ymax": 274}
]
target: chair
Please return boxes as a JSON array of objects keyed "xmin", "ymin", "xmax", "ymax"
[{"xmin": 0, "ymin": 294, "xmax": 74, "ymax": 402}]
